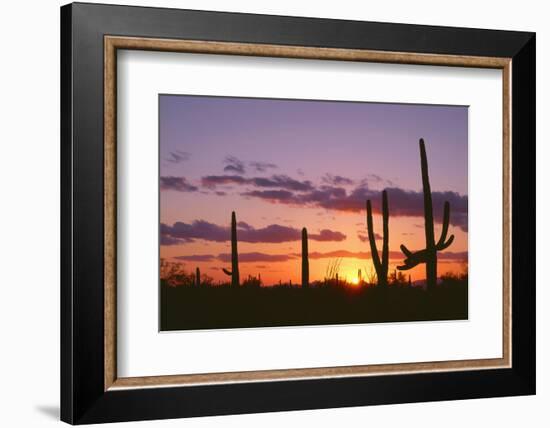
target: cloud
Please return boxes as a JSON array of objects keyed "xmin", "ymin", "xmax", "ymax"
[
  {"xmin": 322, "ymin": 174, "xmax": 354, "ymax": 186},
  {"xmin": 357, "ymin": 231, "xmax": 382, "ymax": 242},
  {"xmin": 360, "ymin": 174, "xmax": 395, "ymax": 188},
  {"xmin": 203, "ymin": 174, "xmax": 314, "ymax": 192},
  {"xmin": 250, "ymin": 161, "xmax": 277, "ymax": 172},
  {"xmin": 309, "ymin": 229, "xmax": 346, "ymax": 242},
  {"xmin": 252, "ymin": 175, "xmax": 314, "ymax": 191},
  {"xmin": 223, "ymin": 156, "xmax": 246, "ymax": 174},
  {"xmin": 242, "ymin": 189, "xmax": 295, "ymax": 201},
  {"xmin": 174, "ymin": 254, "xmax": 216, "ymax": 262},
  {"xmin": 241, "ymin": 183, "xmax": 468, "ymax": 231},
  {"xmin": 161, "ymin": 235, "xmax": 186, "ymax": 246},
  {"xmin": 237, "ymin": 221, "xmax": 253, "ymax": 230},
  {"xmin": 173, "ymin": 252, "xmax": 296, "ymax": 263},
  {"xmin": 161, "ymin": 220, "xmax": 347, "ymax": 245},
  {"xmin": 172, "ymin": 249, "xmax": 467, "ymax": 264},
  {"xmin": 218, "ymin": 252, "xmax": 296, "ymax": 263},
  {"xmin": 437, "ymin": 251, "xmax": 468, "ymax": 261},
  {"xmin": 202, "ymin": 175, "xmax": 248, "ymax": 188},
  {"xmin": 160, "ymin": 176, "xmax": 198, "ymax": 192},
  {"xmin": 165, "ymin": 150, "xmax": 190, "ymax": 164},
  {"xmin": 306, "ymin": 250, "xmax": 404, "ymax": 260}
]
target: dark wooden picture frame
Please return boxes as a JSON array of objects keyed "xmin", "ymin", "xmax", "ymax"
[{"xmin": 61, "ymin": 2, "xmax": 535, "ymax": 424}]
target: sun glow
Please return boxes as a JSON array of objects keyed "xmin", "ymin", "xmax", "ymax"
[{"xmin": 350, "ymin": 277, "xmax": 360, "ymax": 286}]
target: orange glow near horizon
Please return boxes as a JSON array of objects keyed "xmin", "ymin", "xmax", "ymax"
[{"xmin": 159, "ymin": 207, "xmax": 468, "ymax": 285}]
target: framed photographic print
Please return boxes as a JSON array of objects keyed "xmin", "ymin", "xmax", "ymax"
[{"xmin": 61, "ymin": 2, "xmax": 535, "ymax": 424}]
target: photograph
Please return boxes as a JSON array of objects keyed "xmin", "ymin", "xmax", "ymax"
[{"xmin": 159, "ymin": 95, "xmax": 469, "ymax": 331}]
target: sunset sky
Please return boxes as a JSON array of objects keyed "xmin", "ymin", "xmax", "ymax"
[{"xmin": 159, "ymin": 95, "xmax": 468, "ymax": 285}]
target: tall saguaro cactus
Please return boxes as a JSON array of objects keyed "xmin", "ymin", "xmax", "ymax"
[
  {"xmin": 397, "ymin": 139, "xmax": 455, "ymax": 290},
  {"xmin": 195, "ymin": 267, "xmax": 200, "ymax": 287},
  {"xmin": 366, "ymin": 190, "xmax": 389, "ymax": 287},
  {"xmin": 222, "ymin": 211, "xmax": 240, "ymax": 287},
  {"xmin": 301, "ymin": 227, "xmax": 309, "ymax": 288}
]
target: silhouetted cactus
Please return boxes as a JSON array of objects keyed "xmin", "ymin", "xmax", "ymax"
[
  {"xmin": 302, "ymin": 227, "xmax": 309, "ymax": 288},
  {"xmin": 366, "ymin": 190, "xmax": 389, "ymax": 287},
  {"xmin": 397, "ymin": 139, "xmax": 455, "ymax": 290},
  {"xmin": 221, "ymin": 211, "xmax": 240, "ymax": 287},
  {"xmin": 195, "ymin": 267, "xmax": 200, "ymax": 287}
]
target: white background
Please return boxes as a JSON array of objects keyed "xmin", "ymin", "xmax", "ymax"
[
  {"xmin": 118, "ymin": 51, "xmax": 503, "ymax": 377},
  {"xmin": 0, "ymin": 0, "xmax": 546, "ymax": 427}
]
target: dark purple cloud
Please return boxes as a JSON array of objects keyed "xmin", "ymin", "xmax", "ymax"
[
  {"xmin": 252, "ymin": 175, "xmax": 314, "ymax": 191},
  {"xmin": 165, "ymin": 150, "xmax": 190, "ymax": 164},
  {"xmin": 322, "ymin": 174, "xmax": 354, "ymax": 186},
  {"xmin": 223, "ymin": 156, "xmax": 246, "ymax": 174},
  {"xmin": 309, "ymin": 229, "xmax": 346, "ymax": 242},
  {"xmin": 161, "ymin": 235, "xmax": 185, "ymax": 246},
  {"xmin": 237, "ymin": 221, "xmax": 253, "ymax": 230},
  {"xmin": 357, "ymin": 231, "xmax": 383, "ymax": 242},
  {"xmin": 163, "ymin": 220, "xmax": 228, "ymax": 243},
  {"xmin": 161, "ymin": 220, "xmax": 347, "ymax": 245},
  {"xmin": 242, "ymin": 189, "xmax": 295, "ymax": 201},
  {"xmin": 360, "ymin": 174, "xmax": 395, "ymax": 188},
  {"xmin": 160, "ymin": 176, "xmax": 198, "ymax": 192},
  {"xmin": 202, "ymin": 174, "xmax": 313, "ymax": 192},
  {"xmin": 241, "ymin": 184, "xmax": 468, "ymax": 231},
  {"xmin": 202, "ymin": 175, "xmax": 247, "ymax": 188},
  {"xmin": 250, "ymin": 161, "xmax": 277, "ymax": 172}
]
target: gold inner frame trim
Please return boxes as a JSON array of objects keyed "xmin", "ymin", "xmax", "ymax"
[{"xmin": 104, "ymin": 35, "xmax": 512, "ymax": 391}]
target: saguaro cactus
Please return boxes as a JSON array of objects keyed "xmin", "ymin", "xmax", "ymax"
[
  {"xmin": 195, "ymin": 267, "xmax": 200, "ymax": 287},
  {"xmin": 366, "ymin": 190, "xmax": 389, "ymax": 287},
  {"xmin": 222, "ymin": 211, "xmax": 240, "ymax": 287},
  {"xmin": 301, "ymin": 227, "xmax": 309, "ymax": 288},
  {"xmin": 397, "ymin": 139, "xmax": 455, "ymax": 290}
]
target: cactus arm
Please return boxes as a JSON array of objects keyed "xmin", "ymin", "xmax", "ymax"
[
  {"xmin": 397, "ymin": 248, "xmax": 430, "ymax": 270},
  {"xmin": 436, "ymin": 201, "xmax": 450, "ymax": 246},
  {"xmin": 436, "ymin": 234, "xmax": 455, "ymax": 251},
  {"xmin": 434, "ymin": 201, "xmax": 455, "ymax": 250},
  {"xmin": 400, "ymin": 244, "xmax": 412, "ymax": 258},
  {"xmin": 222, "ymin": 268, "xmax": 232, "ymax": 276}
]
